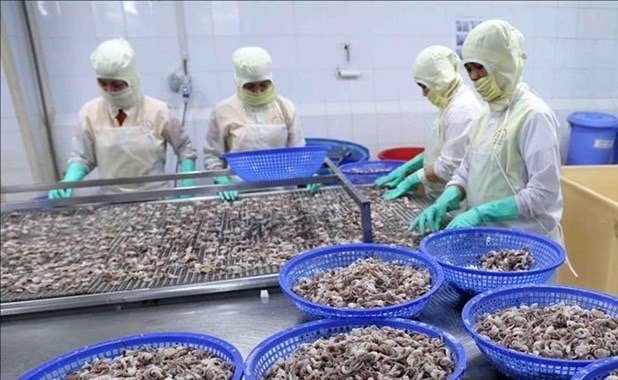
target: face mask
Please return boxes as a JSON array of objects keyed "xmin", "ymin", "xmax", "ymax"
[
  {"xmin": 474, "ymin": 73, "xmax": 503, "ymax": 102},
  {"xmin": 426, "ymin": 89, "xmax": 448, "ymax": 109},
  {"xmin": 238, "ymin": 85, "xmax": 277, "ymax": 106},
  {"xmin": 102, "ymin": 86, "xmax": 136, "ymax": 110}
]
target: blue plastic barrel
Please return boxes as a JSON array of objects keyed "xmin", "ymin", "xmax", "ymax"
[
  {"xmin": 614, "ymin": 137, "xmax": 618, "ymax": 164},
  {"xmin": 566, "ymin": 112, "xmax": 618, "ymax": 165}
]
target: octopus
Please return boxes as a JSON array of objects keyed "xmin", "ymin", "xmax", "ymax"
[
  {"xmin": 64, "ymin": 344, "xmax": 235, "ymax": 379},
  {"xmin": 293, "ymin": 257, "xmax": 432, "ymax": 308},
  {"xmin": 465, "ymin": 248, "xmax": 534, "ymax": 271},
  {"xmin": 1, "ymin": 188, "xmax": 430, "ymax": 299},
  {"xmin": 265, "ymin": 326, "xmax": 456, "ymax": 379},
  {"xmin": 475, "ymin": 303, "xmax": 618, "ymax": 360}
]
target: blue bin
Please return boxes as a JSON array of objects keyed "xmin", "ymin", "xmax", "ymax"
[
  {"xmin": 614, "ymin": 137, "xmax": 618, "ymax": 164},
  {"xmin": 305, "ymin": 137, "xmax": 370, "ymax": 175},
  {"xmin": 566, "ymin": 112, "xmax": 618, "ymax": 165}
]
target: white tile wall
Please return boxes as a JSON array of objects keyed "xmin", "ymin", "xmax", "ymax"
[{"xmin": 2, "ymin": 0, "xmax": 617, "ymax": 186}]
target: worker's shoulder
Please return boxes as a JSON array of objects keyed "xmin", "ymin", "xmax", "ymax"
[
  {"xmin": 447, "ymin": 86, "xmax": 484, "ymax": 121},
  {"xmin": 79, "ymin": 97, "xmax": 105, "ymax": 116},
  {"xmin": 516, "ymin": 87, "xmax": 554, "ymax": 116},
  {"xmin": 213, "ymin": 94, "xmax": 240, "ymax": 113},
  {"xmin": 141, "ymin": 95, "xmax": 170, "ymax": 113},
  {"xmin": 274, "ymin": 95, "xmax": 296, "ymax": 112}
]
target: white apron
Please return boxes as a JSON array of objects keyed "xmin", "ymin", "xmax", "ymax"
[
  {"xmin": 95, "ymin": 119, "xmax": 167, "ymax": 194},
  {"xmin": 230, "ymin": 123, "xmax": 287, "ymax": 152}
]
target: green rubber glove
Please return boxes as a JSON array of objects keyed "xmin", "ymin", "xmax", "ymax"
[
  {"xmin": 306, "ymin": 182, "xmax": 321, "ymax": 194},
  {"xmin": 447, "ymin": 196, "xmax": 519, "ymax": 229},
  {"xmin": 383, "ymin": 169, "xmax": 422, "ymax": 200},
  {"xmin": 179, "ymin": 159, "xmax": 196, "ymax": 188},
  {"xmin": 409, "ymin": 186, "xmax": 462, "ymax": 234},
  {"xmin": 306, "ymin": 174, "xmax": 322, "ymax": 194},
  {"xmin": 48, "ymin": 162, "xmax": 88, "ymax": 199},
  {"xmin": 375, "ymin": 154, "xmax": 424, "ymax": 188},
  {"xmin": 177, "ymin": 159, "xmax": 196, "ymax": 199},
  {"xmin": 214, "ymin": 175, "xmax": 238, "ymax": 202}
]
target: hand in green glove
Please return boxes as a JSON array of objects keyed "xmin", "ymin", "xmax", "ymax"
[
  {"xmin": 48, "ymin": 162, "xmax": 88, "ymax": 199},
  {"xmin": 306, "ymin": 174, "xmax": 322, "ymax": 194},
  {"xmin": 214, "ymin": 175, "xmax": 238, "ymax": 202},
  {"xmin": 383, "ymin": 170, "xmax": 422, "ymax": 200},
  {"xmin": 306, "ymin": 183, "xmax": 321, "ymax": 194},
  {"xmin": 447, "ymin": 196, "xmax": 518, "ymax": 229},
  {"xmin": 374, "ymin": 154, "xmax": 424, "ymax": 188},
  {"xmin": 408, "ymin": 186, "xmax": 462, "ymax": 234},
  {"xmin": 179, "ymin": 159, "xmax": 196, "ymax": 188},
  {"xmin": 177, "ymin": 159, "xmax": 196, "ymax": 199}
]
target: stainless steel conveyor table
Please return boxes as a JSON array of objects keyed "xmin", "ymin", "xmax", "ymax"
[{"xmin": 0, "ymin": 285, "xmax": 504, "ymax": 379}]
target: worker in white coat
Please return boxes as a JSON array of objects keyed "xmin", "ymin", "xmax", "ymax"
[
  {"xmin": 375, "ymin": 46, "xmax": 483, "ymax": 200},
  {"xmin": 48, "ymin": 38, "xmax": 197, "ymax": 197},
  {"xmin": 410, "ymin": 20, "xmax": 563, "ymax": 244},
  {"xmin": 203, "ymin": 46, "xmax": 306, "ymax": 202}
]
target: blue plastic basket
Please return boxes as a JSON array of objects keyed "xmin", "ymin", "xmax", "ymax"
[
  {"xmin": 18, "ymin": 332, "xmax": 244, "ymax": 380},
  {"xmin": 572, "ymin": 356, "xmax": 618, "ymax": 380},
  {"xmin": 462, "ymin": 285, "xmax": 618, "ymax": 380},
  {"xmin": 279, "ymin": 243, "xmax": 444, "ymax": 319},
  {"xmin": 420, "ymin": 227, "xmax": 565, "ymax": 295},
  {"xmin": 244, "ymin": 318, "xmax": 467, "ymax": 380},
  {"xmin": 224, "ymin": 146, "xmax": 329, "ymax": 182},
  {"xmin": 305, "ymin": 137, "xmax": 370, "ymax": 172},
  {"xmin": 339, "ymin": 160, "xmax": 406, "ymax": 184}
]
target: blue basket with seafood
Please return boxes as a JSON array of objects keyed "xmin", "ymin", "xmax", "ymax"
[
  {"xmin": 339, "ymin": 159, "xmax": 406, "ymax": 184},
  {"xmin": 572, "ymin": 356, "xmax": 618, "ymax": 380},
  {"xmin": 244, "ymin": 317, "xmax": 467, "ymax": 380},
  {"xmin": 18, "ymin": 332, "xmax": 244, "ymax": 380},
  {"xmin": 279, "ymin": 243, "xmax": 444, "ymax": 319},
  {"xmin": 462, "ymin": 285, "xmax": 618, "ymax": 380},
  {"xmin": 224, "ymin": 146, "xmax": 329, "ymax": 182},
  {"xmin": 420, "ymin": 227, "xmax": 565, "ymax": 295}
]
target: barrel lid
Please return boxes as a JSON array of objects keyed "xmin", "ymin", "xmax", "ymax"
[{"xmin": 568, "ymin": 112, "xmax": 618, "ymax": 129}]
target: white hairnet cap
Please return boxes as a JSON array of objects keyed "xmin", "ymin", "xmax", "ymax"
[
  {"xmin": 90, "ymin": 38, "xmax": 140, "ymax": 94},
  {"xmin": 413, "ymin": 45, "xmax": 461, "ymax": 96},
  {"xmin": 232, "ymin": 46, "xmax": 273, "ymax": 88},
  {"xmin": 462, "ymin": 19, "xmax": 526, "ymax": 97}
]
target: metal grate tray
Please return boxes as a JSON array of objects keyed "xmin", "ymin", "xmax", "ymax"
[{"xmin": 1, "ymin": 187, "xmax": 430, "ymax": 315}]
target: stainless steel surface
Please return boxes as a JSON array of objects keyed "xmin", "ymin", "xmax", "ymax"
[
  {"xmin": 1, "ymin": 157, "xmax": 350, "ymax": 212},
  {"xmin": 0, "ymin": 286, "xmax": 503, "ymax": 379},
  {"xmin": 1, "ymin": 184, "xmax": 388, "ymax": 316},
  {"xmin": 0, "ymin": 173, "xmax": 342, "ymax": 213},
  {"xmin": 1, "ymin": 275, "xmax": 277, "ymax": 317}
]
